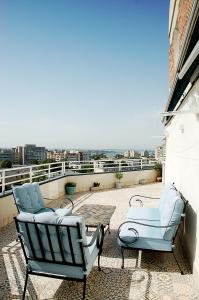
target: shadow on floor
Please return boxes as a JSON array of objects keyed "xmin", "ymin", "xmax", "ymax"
[
  {"xmin": 0, "ymin": 224, "xmax": 154, "ymax": 300},
  {"xmin": 102, "ymin": 229, "xmax": 191, "ymax": 275}
]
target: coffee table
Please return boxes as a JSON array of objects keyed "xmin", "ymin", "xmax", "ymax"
[{"xmin": 75, "ymin": 204, "xmax": 116, "ymax": 234}]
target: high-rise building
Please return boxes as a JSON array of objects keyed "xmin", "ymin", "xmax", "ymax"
[
  {"xmin": 124, "ymin": 150, "xmax": 139, "ymax": 158},
  {"xmin": 155, "ymin": 144, "xmax": 166, "ymax": 162},
  {"xmin": 0, "ymin": 149, "xmax": 14, "ymax": 162},
  {"xmin": 67, "ymin": 150, "xmax": 80, "ymax": 161},
  {"xmin": 24, "ymin": 144, "xmax": 47, "ymax": 164},
  {"xmin": 12, "ymin": 146, "xmax": 24, "ymax": 165},
  {"xmin": 79, "ymin": 151, "xmax": 91, "ymax": 161}
]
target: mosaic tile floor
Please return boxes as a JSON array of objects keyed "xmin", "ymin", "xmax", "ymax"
[{"xmin": 0, "ymin": 183, "xmax": 199, "ymax": 300}]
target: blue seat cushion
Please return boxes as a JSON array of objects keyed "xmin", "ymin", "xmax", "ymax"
[
  {"xmin": 127, "ymin": 207, "xmax": 160, "ymax": 221},
  {"xmin": 118, "ymin": 219, "xmax": 172, "ymax": 252},
  {"xmin": 28, "ymin": 235, "xmax": 98, "ymax": 279},
  {"xmin": 54, "ymin": 207, "xmax": 72, "ymax": 217}
]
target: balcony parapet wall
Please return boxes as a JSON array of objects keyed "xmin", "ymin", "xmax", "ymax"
[{"xmin": 0, "ymin": 169, "xmax": 157, "ymax": 228}]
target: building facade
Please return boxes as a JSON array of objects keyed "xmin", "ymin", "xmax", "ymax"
[
  {"xmin": 124, "ymin": 150, "xmax": 139, "ymax": 158},
  {"xmin": 155, "ymin": 144, "xmax": 166, "ymax": 162},
  {"xmin": 0, "ymin": 149, "xmax": 15, "ymax": 163},
  {"xmin": 79, "ymin": 151, "xmax": 91, "ymax": 161},
  {"xmin": 164, "ymin": 0, "xmax": 199, "ymax": 277},
  {"xmin": 47, "ymin": 150, "xmax": 66, "ymax": 162},
  {"xmin": 23, "ymin": 144, "xmax": 47, "ymax": 164},
  {"xmin": 67, "ymin": 150, "xmax": 80, "ymax": 161},
  {"xmin": 13, "ymin": 146, "xmax": 24, "ymax": 165}
]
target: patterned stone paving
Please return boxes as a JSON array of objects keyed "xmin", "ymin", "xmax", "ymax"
[
  {"xmin": 75, "ymin": 204, "xmax": 116, "ymax": 227},
  {"xmin": 0, "ymin": 183, "xmax": 199, "ymax": 299}
]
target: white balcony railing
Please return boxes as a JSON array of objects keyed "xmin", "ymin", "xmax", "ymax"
[{"xmin": 0, "ymin": 159, "xmax": 157, "ymax": 195}]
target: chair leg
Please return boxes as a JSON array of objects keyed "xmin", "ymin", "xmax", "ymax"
[
  {"xmin": 173, "ymin": 252, "xmax": 184, "ymax": 275},
  {"xmin": 82, "ymin": 277, "xmax": 87, "ymax": 300},
  {"xmin": 121, "ymin": 247, "xmax": 125, "ymax": 269},
  {"xmin": 98, "ymin": 254, "xmax": 101, "ymax": 271},
  {"xmin": 22, "ymin": 270, "xmax": 29, "ymax": 300}
]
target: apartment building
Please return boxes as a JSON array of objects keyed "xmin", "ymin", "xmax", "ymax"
[
  {"xmin": 47, "ymin": 150, "xmax": 66, "ymax": 162},
  {"xmin": 124, "ymin": 150, "xmax": 139, "ymax": 158},
  {"xmin": 155, "ymin": 144, "xmax": 166, "ymax": 162},
  {"xmin": 79, "ymin": 151, "xmax": 91, "ymax": 161},
  {"xmin": 0, "ymin": 149, "xmax": 15, "ymax": 163},
  {"xmin": 67, "ymin": 150, "xmax": 80, "ymax": 161},
  {"xmin": 23, "ymin": 144, "xmax": 47, "ymax": 164}
]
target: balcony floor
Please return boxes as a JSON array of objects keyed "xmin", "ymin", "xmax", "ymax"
[{"xmin": 0, "ymin": 183, "xmax": 199, "ymax": 299}]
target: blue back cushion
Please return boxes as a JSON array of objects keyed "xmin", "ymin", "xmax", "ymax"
[
  {"xmin": 17, "ymin": 212, "xmax": 89, "ymax": 265},
  {"xmin": 13, "ymin": 183, "xmax": 44, "ymax": 213},
  {"xmin": 158, "ymin": 182, "xmax": 176, "ymax": 211},
  {"xmin": 17, "ymin": 212, "xmax": 43, "ymax": 258},
  {"xmin": 60, "ymin": 216, "xmax": 88, "ymax": 264},
  {"xmin": 160, "ymin": 189, "xmax": 184, "ymax": 240}
]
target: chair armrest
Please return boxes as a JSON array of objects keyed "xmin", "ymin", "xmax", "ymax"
[
  {"xmin": 43, "ymin": 198, "xmax": 57, "ymax": 211},
  {"xmin": 129, "ymin": 195, "xmax": 160, "ymax": 207},
  {"xmin": 118, "ymin": 220, "xmax": 182, "ymax": 245},
  {"xmin": 60, "ymin": 197, "xmax": 74, "ymax": 210},
  {"xmin": 83, "ymin": 224, "xmax": 104, "ymax": 252},
  {"xmin": 44, "ymin": 197, "xmax": 74, "ymax": 211}
]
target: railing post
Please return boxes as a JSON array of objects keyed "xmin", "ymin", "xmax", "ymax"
[
  {"xmin": 118, "ymin": 161, "xmax": 121, "ymax": 171},
  {"xmin": 1, "ymin": 170, "xmax": 5, "ymax": 194},
  {"xmin": 29, "ymin": 166, "xmax": 33, "ymax": 183},
  {"xmin": 93, "ymin": 161, "xmax": 96, "ymax": 173},
  {"xmin": 48, "ymin": 164, "xmax": 51, "ymax": 179},
  {"xmin": 62, "ymin": 161, "xmax": 65, "ymax": 175}
]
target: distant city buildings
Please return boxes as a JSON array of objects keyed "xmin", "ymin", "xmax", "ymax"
[
  {"xmin": 124, "ymin": 149, "xmax": 151, "ymax": 159},
  {"xmin": 124, "ymin": 150, "xmax": 139, "ymax": 158},
  {"xmin": 0, "ymin": 145, "xmax": 92, "ymax": 166},
  {"xmin": 46, "ymin": 150, "xmax": 91, "ymax": 162},
  {"xmin": 47, "ymin": 150, "xmax": 66, "ymax": 162},
  {"xmin": 0, "ymin": 144, "xmax": 155, "ymax": 169},
  {"xmin": 0, "ymin": 144, "xmax": 47, "ymax": 165}
]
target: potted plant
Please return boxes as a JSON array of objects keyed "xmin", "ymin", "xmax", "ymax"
[
  {"xmin": 115, "ymin": 172, "xmax": 123, "ymax": 189},
  {"xmin": 153, "ymin": 163, "xmax": 162, "ymax": 182},
  {"xmin": 65, "ymin": 182, "xmax": 77, "ymax": 195},
  {"xmin": 90, "ymin": 182, "xmax": 101, "ymax": 192}
]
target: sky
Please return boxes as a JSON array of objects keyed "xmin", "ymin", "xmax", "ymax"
[{"xmin": 0, "ymin": 0, "xmax": 169, "ymax": 150}]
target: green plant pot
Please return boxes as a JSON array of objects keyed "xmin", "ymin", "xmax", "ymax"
[{"xmin": 65, "ymin": 186, "xmax": 76, "ymax": 195}]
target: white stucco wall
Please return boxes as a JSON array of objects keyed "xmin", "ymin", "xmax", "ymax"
[{"xmin": 165, "ymin": 79, "xmax": 199, "ymax": 275}]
